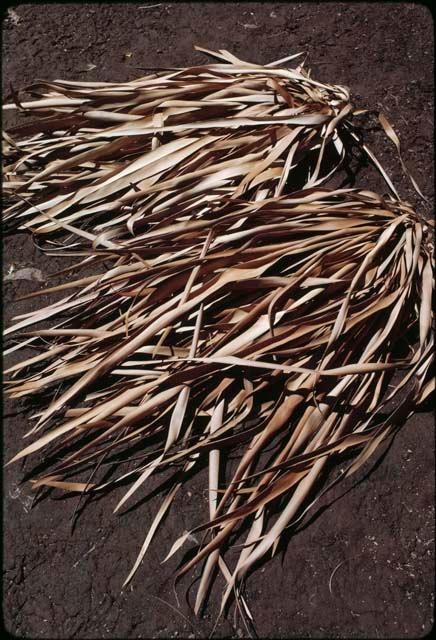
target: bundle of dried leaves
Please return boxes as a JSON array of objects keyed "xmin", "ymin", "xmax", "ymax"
[
  {"xmin": 3, "ymin": 47, "xmax": 364, "ymax": 245},
  {"xmin": 3, "ymin": 48, "xmax": 434, "ymax": 620}
]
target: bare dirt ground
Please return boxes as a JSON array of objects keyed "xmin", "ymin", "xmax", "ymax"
[{"xmin": 2, "ymin": 3, "xmax": 434, "ymax": 638}]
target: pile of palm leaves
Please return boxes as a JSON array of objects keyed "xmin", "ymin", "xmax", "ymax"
[{"xmin": 3, "ymin": 48, "xmax": 434, "ymax": 621}]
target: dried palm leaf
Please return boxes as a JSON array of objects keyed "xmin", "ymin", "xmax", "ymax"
[
  {"xmin": 3, "ymin": 47, "xmax": 363, "ymax": 245},
  {"xmin": 4, "ymin": 187, "xmax": 434, "ymax": 616}
]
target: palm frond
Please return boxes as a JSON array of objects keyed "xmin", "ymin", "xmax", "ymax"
[
  {"xmin": 4, "ymin": 187, "xmax": 433, "ymax": 612},
  {"xmin": 3, "ymin": 47, "xmax": 357, "ymax": 245}
]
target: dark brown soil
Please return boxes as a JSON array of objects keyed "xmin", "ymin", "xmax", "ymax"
[{"xmin": 2, "ymin": 3, "xmax": 434, "ymax": 638}]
